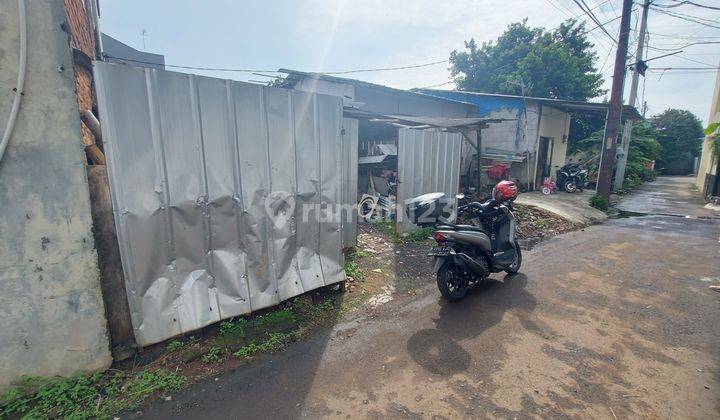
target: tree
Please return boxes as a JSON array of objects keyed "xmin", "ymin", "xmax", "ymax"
[
  {"xmin": 649, "ymin": 109, "xmax": 704, "ymax": 174},
  {"xmin": 449, "ymin": 19, "xmax": 606, "ymax": 101},
  {"xmin": 570, "ymin": 122, "xmax": 660, "ymax": 189}
]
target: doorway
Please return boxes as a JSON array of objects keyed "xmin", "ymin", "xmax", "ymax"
[{"xmin": 536, "ymin": 136, "xmax": 554, "ymax": 186}]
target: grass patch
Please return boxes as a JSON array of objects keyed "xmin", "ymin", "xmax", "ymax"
[
  {"xmin": 535, "ymin": 219, "xmax": 549, "ymax": 229},
  {"xmin": 165, "ymin": 339, "xmax": 184, "ymax": 352},
  {"xmin": 0, "ymin": 369, "xmax": 185, "ymax": 419},
  {"xmin": 1, "ymin": 294, "xmax": 340, "ymax": 419},
  {"xmin": 344, "ymin": 260, "xmax": 364, "ymax": 281},
  {"xmin": 371, "ymin": 218, "xmax": 395, "ymax": 237},
  {"xmin": 216, "ymin": 296, "xmax": 336, "ymax": 360},
  {"xmin": 589, "ymin": 193, "xmax": 609, "ymax": 211},
  {"xmin": 201, "ymin": 346, "xmax": 224, "ymax": 364},
  {"xmin": 405, "ymin": 227, "xmax": 434, "ymax": 242}
]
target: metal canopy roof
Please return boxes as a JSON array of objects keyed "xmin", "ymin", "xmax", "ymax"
[{"xmin": 343, "ymin": 108, "xmax": 511, "ymax": 130}]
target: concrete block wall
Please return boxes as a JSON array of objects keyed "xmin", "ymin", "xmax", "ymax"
[{"xmin": 0, "ymin": 0, "xmax": 111, "ymax": 390}]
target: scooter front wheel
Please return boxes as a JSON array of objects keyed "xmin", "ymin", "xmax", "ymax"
[
  {"xmin": 437, "ymin": 263, "xmax": 468, "ymax": 302},
  {"xmin": 504, "ymin": 241, "xmax": 523, "ymax": 274},
  {"xmin": 564, "ymin": 179, "xmax": 577, "ymax": 193}
]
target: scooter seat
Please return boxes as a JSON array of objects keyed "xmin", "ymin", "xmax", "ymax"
[
  {"xmin": 455, "ymin": 224, "xmax": 486, "ymax": 232},
  {"xmin": 436, "ymin": 224, "xmax": 485, "ymax": 232}
]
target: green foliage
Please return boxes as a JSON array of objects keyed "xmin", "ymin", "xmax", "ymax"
[
  {"xmin": 201, "ymin": 347, "xmax": 224, "ymax": 364},
  {"xmin": 570, "ymin": 122, "xmax": 660, "ymax": 190},
  {"xmin": 218, "ymin": 297, "xmax": 334, "ymax": 360},
  {"xmin": 166, "ymin": 339, "xmax": 184, "ymax": 352},
  {"xmin": 406, "ymin": 227, "xmax": 435, "ymax": 242},
  {"xmin": 0, "ymin": 370, "xmax": 185, "ymax": 419},
  {"xmin": 371, "ymin": 218, "xmax": 395, "ymax": 236},
  {"xmin": 344, "ymin": 260, "xmax": 364, "ymax": 280},
  {"xmin": 1, "ymin": 294, "xmax": 339, "ymax": 418},
  {"xmin": 569, "ymin": 113, "xmax": 605, "ymax": 146},
  {"xmin": 353, "ymin": 249, "xmax": 368, "ymax": 259},
  {"xmin": 705, "ymin": 122, "xmax": 720, "ymax": 156},
  {"xmin": 650, "ymin": 109, "xmax": 704, "ymax": 173},
  {"xmin": 589, "ymin": 193, "xmax": 609, "ymax": 211},
  {"xmin": 535, "ymin": 219, "xmax": 549, "ymax": 229},
  {"xmin": 233, "ymin": 331, "xmax": 297, "ymax": 359},
  {"xmin": 450, "ymin": 19, "xmax": 605, "ymax": 101}
]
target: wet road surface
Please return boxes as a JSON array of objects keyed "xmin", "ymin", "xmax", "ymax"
[{"xmin": 137, "ymin": 177, "xmax": 720, "ymax": 419}]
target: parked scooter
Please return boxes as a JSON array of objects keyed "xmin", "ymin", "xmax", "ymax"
[
  {"xmin": 556, "ymin": 162, "xmax": 589, "ymax": 193},
  {"xmin": 405, "ymin": 181, "xmax": 522, "ymax": 302}
]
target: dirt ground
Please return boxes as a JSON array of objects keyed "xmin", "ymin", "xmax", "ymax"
[{"xmin": 133, "ymin": 177, "xmax": 719, "ymax": 419}]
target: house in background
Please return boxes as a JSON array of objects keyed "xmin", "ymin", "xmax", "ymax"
[
  {"xmin": 279, "ymin": 69, "xmax": 642, "ymax": 195},
  {"xmin": 418, "ymin": 89, "xmax": 642, "ymax": 189},
  {"xmin": 696, "ymin": 69, "xmax": 720, "ymax": 199}
]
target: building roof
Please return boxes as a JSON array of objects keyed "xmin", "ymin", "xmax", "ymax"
[
  {"xmin": 343, "ymin": 108, "xmax": 509, "ymax": 130},
  {"xmin": 277, "ymin": 68, "xmax": 477, "ymax": 108},
  {"xmin": 417, "ymin": 89, "xmax": 643, "ymax": 121}
]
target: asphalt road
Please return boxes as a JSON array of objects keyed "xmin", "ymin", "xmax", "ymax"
[{"xmin": 137, "ymin": 177, "xmax": 720, "ymax": 419}]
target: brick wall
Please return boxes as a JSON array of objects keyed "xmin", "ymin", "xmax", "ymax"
[{"xmin": 64, "ymin": 0, "xmax": 97, "ymax": 149}]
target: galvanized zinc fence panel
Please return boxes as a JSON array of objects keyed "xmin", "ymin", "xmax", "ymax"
[
  {"xmin": 94, "ymin": 62, "xmax": 350, "ymax": 346},
  {"xmin": 396, "ymin": 128, "xmax": 462, "ymax": 233},
  {"xmin": 341, "ymin": 118, "xmax": 359, "ymax": 248}
]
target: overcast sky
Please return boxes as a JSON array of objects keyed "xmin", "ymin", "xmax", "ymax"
[{"xmin": 98, "ymin": 0, "xmax": 720, "ymax": 124}]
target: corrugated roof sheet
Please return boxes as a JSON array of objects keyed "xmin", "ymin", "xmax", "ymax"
[{"xmin": 417, "ymin": 89, "xmax": 643, "ymax": 121}]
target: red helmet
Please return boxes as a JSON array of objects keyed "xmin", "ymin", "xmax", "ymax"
[{"xmin": 493, "ymin": 180, "xmax": 518, "ymax": 202}]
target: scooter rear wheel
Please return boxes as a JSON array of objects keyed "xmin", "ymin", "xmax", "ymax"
[{"xmin": 437, "ymin": 263, "xmax": 468, "ymax": 302}]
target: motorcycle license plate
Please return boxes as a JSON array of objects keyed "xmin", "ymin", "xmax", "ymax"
[{"xmin": 429, "ymin": 246, "xmax": 450, "ymax": 256}]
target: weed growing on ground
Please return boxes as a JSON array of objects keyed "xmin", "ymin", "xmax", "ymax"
[
  {"xmin": 1, "ymin": 295, "xmax": 339, "ymax": 419},
  {"xmin": 165, "ymin": 339, "xmax": 184, "ymax": 352},
  {"xmin": 371, "ymin": 218, "xmax": 395, "ymax": 237},
  {"xmin": 406, "ymin": 227, "xmax": 434, "ymax": 242},
  {"xmin": 218, "ymin": 296, "xmax": 336, "ymax": 360},
  {"xmin": 201, "ymin": 346, "xmax": 224, "ymax": 364},
  {"xmin": 0, "ymin": 369, "xmax": 185, "ymax": 419},
  {"xmin": 535, "ymin": 219, "xmax": 549, "ymax": 229},
  {"xmin": 589, "ymin": 193, "xmax": 609, "ymax": 210},
  {"xmin": 344, "ymin": 260, "xmax": 364, "ymax": 280}
]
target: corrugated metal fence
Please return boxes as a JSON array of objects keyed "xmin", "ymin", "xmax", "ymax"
[
  {"xmin": 95, "ymin": 62, "xmax": 356, "ymax": 346},
  {"xmin": 396, "ymin": 128, "xmax": 462, "ymax": 233}
]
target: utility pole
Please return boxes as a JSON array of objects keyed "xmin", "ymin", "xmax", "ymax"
[
  {"xmin": 614, "ymin": 0, "xmax": 650, "ymax": 191},
  {"xmin": 596, "ymin": 0, "xmax": 633, "ymax": 199}
]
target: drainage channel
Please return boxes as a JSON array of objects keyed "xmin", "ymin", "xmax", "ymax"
[{"xmin": 610, "ymin": 209, "xmax": 720, "ymax": 220}]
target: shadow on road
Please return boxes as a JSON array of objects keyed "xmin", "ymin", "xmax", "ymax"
[{"xmin": 407, "ymin": 273, "xmax": 536, "ymax": 376}]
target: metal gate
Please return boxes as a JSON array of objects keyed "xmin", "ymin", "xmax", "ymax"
[
  {"xmin": 95, "ymin": 62, "xmax": 355, "ymax": 346},
  {"xmin": 396, "ymin": 128, "xmax": 462, "ymax": 233}
]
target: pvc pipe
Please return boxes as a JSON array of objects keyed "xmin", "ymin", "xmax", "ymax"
[{"xmin": 0, "ymin": 0, "xmax": 28, "ymax": 164}]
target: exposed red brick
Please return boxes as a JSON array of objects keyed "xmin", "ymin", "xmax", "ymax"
[{"xmin": 64, "ymin": 0, "xmax": 96, "ymax": 59}]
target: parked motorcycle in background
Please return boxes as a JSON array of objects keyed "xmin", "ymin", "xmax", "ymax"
[
  {"xmin": 405, "ymin": 181, "xmax": 522, "ymax": 302},
  {"xmin": 556, "ymin": 162, "xmax": 589, "ymax": 193}
]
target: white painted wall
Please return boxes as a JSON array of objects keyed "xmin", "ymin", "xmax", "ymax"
[
  {"xmin": 537, "ymin": 105, "xmax": 571, "ymax": 180},
  {"xmin": 696, "ymin": 70, "xmax": 719, "ymax": 193},
  {"xmin": 0, "ymin": 0, "xmax": 111, "ymax": 390}
]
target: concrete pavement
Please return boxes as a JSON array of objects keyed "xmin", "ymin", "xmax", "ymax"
[
  {"xmin": 516, "ymin": 189, "xmax": 607, "ymax": 225},
  {"xmin": 617, "ymin": 176, "xmax": 719, "ymax": 219},
  {"xmin": 136, "ymin": 177, "xmax": 720, "ymax": 419}
]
